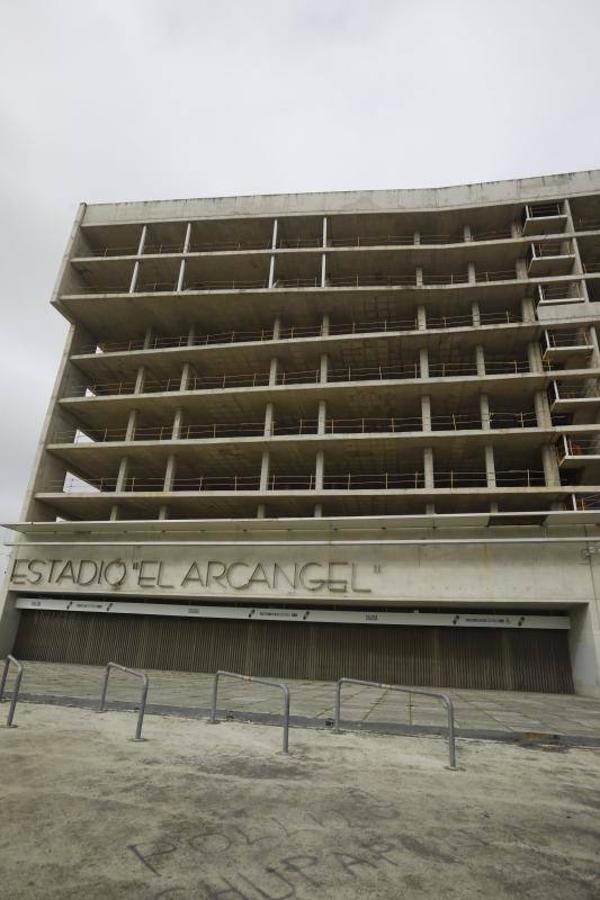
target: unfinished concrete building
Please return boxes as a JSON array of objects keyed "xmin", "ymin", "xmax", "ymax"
[{"xmin": 2, "ymin": 171, "xmax": 600, "ymax": 694}]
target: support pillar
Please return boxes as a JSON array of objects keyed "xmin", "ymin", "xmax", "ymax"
[
  {"xmin": 485, "ymin": 445, "xmax": 496, "ymax": 488},
  {"xmin": 259, "ymin": 451, "xmax": 270, "ymax": 491},
  {"xmin": 534, "ymin": 390, "xmax": 552, "ymax": 429},
  {"xmin": 322, "ymin": 312, "xmax": 330, "ymax": 336},
  {"xmin": 417, "ymin": 306, "xmax": 427, "ymax": 331},
  {"xmin": 468, "ymin": 262, "xmax": 476, "ymax": 284},
  {"xmin": 320, "ymin": 353, "xmax": 328, "ymax": 384},
  {"xmin": 315, "ymin": 450, "xmax": 325, "ymax": 490},
  {"xmin": 269, "ymin": 358, "xmax": 279, "ymax": 386},
  {"xmin": 125, "ymin": 409, "xmax": 138, "ymax": 442},
  {"xmin": 480, "ymin": 394, "xmax": 491, "ymax": 430},
  {"xmin": 421, "ymin": 395, "xmax": 432, "ymax": 431},
  {"xmin": 180, "ymin": 363, "xmax": 192, "ymax": 392},
  {"xmin": 475, "ymin": 345, "xmax": 486, "ymax": 377},
  {"xmin": 542, "ymin": 445, "xmax": 561, "ymax": 487},
  {"xmin": 471, "ymin": 301, "xmax": 481, "ymax": 327},
  {"xmin": 424, "ymin": 447, "xmax": 434, "ymax": 489},
  {"xmin": 419, "ymin": 347, "xmax": 429, "ymax": 379},
  {"xmin": 268, "ymin": 255, "xmax": 276, "ymax": 289},
  {"xmin": 318, "ymin": 399, "xmax": 327, "ymax": 435},
  {"xmin": 134, "ymin": 366, "xmax": 146, "ymax": 395},
  {"xmin": 527, "ymin": 341, "xmax": 543, "ymax": 374},
  {"xmin": 163, "ymin": 454, "xmax": 176, "ymax": 492},
  {"xmin": 115, "ymin": 456, "xmax": 129, "ymax": 492},
  {"xmin": 272, "ymin": 316, "xmax": 281, "ymax": 341},
  {"xmin": 321, "ymin": 253, "xmax": 327, "ymax": 288},
  {"xmin": 264, "ymin": 402, "xmax": 274, "ymax": 436},
  {"xmin": 172, "ymin": 408, "xmax": 184, "ymax": 440}
]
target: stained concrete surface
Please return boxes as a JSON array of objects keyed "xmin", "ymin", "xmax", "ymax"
[{"xmin": 0, "ymin": 702, "xmax": 599, "ymax": 899}]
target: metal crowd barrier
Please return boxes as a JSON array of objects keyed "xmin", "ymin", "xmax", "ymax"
[
  {"xmin": 334, "ymin": 677, "xmax": 457, "ymax": 769},
  {"xmin": 210, "ymin": 670, "xmax": 291, "ymax": 753},
  {"xmin": 0, "ymin": 655, "xmax": 23, "ymax": 728},
  {"xmin": 97, "ymin": 662, "xmax": 149, "ymax": 741}
]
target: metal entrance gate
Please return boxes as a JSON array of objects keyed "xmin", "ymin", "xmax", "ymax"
[{"xmin": 13, "ymin": 609, "xmax": 574, "ymax": 693}]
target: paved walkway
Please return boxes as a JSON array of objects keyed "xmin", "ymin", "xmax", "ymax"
[{"xmin": 3, "ymin": 660, "xmax": 600, "ymax": 742}]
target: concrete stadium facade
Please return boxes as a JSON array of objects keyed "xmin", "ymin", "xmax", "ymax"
[{"xmin": 3, "ymin": 171, "xmax": 600, "ymax": 694}]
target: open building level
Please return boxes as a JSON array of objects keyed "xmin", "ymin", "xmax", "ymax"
[{"xmin": 2, "ymin": 171, "xmax": 600, "ymax": 695}]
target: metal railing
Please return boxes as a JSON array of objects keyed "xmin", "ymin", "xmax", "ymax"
[
  {"xmin": 529, "ymin": 241, "xmax": 572, "ymax": 261},
  {"xmin": 210, "ymin": 671, "xmax": 290, "ymax": 753},
  {"xmin": 538, "ymin": 283, "xmax": 581, "ymax": 303},
  {"xmin": 0, "ymin": 656, "xmax": 24, "ymax": 728},
  {"xmin": 544, "ymin": 330, "xmax": 591, "ymax": 350},
  {"xmin": 559, "ymin": 436, "xmax": 600, "ymax": 459},
  {"xmin": 98, "ymin": 662, "xmax": 149, "ymax": 741},
  {"xmin": 51, "ymin": 410, "xmax": 541, "ymax": 446},
  {"xmin": 64, "ymin": 268, "xmax": 535, "ymax": 297},
  {"xmin": 474, "ymin": 269, "xmax": 515, "ymax": 282},
  {"xmin": 75, "ymin": 310, "xmax": 523, "ymax": 357},
  {"xmin": 46, "ymin": 467, "xmax": 550, "ymax": 495},
  {"xmin": 524, "ymin": 202, "xmax": 563, "ymax": 220},
  {"xmin": 334, "ymin": 678, "xmax": 457, "ymax": 769}
]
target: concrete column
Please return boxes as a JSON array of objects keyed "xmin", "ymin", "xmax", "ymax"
[
  {"xmin": 468, "ymin": 262, "xmax": 476, "ymax": 284},
  {"xmin": 516, "ymin": 257, "xmax": 528, "ymax": 280},
  {"xmin": 259, "ymin": 451, "xmax": 270, "ymax": 491},
  {"xmin": 180, "ymin": 363, "xmax": 192, "ymax": 392},
  {"xmin": 475, "ymin": 345, "xmax": 486, "ymax": 377},
  {"xmin": 115, "ymin": 456, "xmax": 129, "ymax": 492},
  {"xmin": 143, "ymin": 326, "xmax": 153, "ymax": 350},
  {"xmin": 318, "ymin": 399, "xmax": 327, "ymax": 435},
  {"xmin": 485, "ymin": 445, "xmax": 496, "ymax": 488},
  {"xmin": 521, "ymin": 297, "xmax": 536, "ymax": 323},
  {"xmin": 527, "ymin": 341, "xmax": 543, "ymax": 374},
  {"xmin": 176, "ymin": 258, "xmax": 186, "ymax": 292},
  {"xmin": 269, "ymin": 357, "xmax": 279, "ymax": 386},
  {"xmin": 158, "ymin": 505, "xmax": 168, "ymax": 520},
  {"xmin": 163, "ymin": 454, "xmax": 176, "ymax": 492},
  {"xmin": 421, "ymin": 395, "xmax": 432, "ymax": 431},
  {"xmin": 471, "ymin": 301, "xmax": 481, "ymax": 327},
  {"xmin": 315, "ymin": 450, "xmax": 325, "ymax": 490},
  {"xmin": 137, "ymin": 225, "xmax": 147, "ymax": 256},
  {"xmin": 264, "ymin": 402, "xmax": 274, "ymax": 436},
  {"xmin": 320, "ymin": 353, "xmax": 328, "ymax": 384},
  {"xmin": 534, "ymin": 391, "xmax": 552, "ymax": 429},
  {"xmin": 413, "ymin": 231, "xmax": 421, "ymax": 246},
  {"xmin": 134, "ymin": 366, "xmax": 146, "ymax": 395},
  {"xmin": 419, "ymin": 347, "xmax": 429, "ymax": 379},
  {"xmin": 569, "ymin": 600, "xmax": 600, "ymax": 696},
  {"xmin": 416, "ymin": 266, "xmax": 423, "ymax": 287},
  {"xmin": 417, "ymin": 306, "xmax": 427, "ymax": 331},
  {"xmin": 464, "ymin": 224, "xmax": 473, "ymax": 242},
  {"xmin": 589, "ymin": 326, "xmax": 600, "ymax": 368},
  {"xmin": 271, "ymin": 218, "xmax": 278, "ymax": 250},
  {"xmin": 183, "ymin": 222, "xmax": 192, "ymax": 254},
  {"xmin": 542, "ymin": 444, "xmax": 561, "ymax": 487},
  {"xmin": 321, "ymin": 253, "xmax": 327, "ymax": 288},
  {"xmin": 480, "ymin": 394, "xmax": 491, "ymax": 430},
  {"xmin": 322, "ymin": 313, "xmax": 330, "ymax": 336},
  {"xmin": 129, "ymin": 261, "xmax": 140, "ymax": 294},
  {"xmin": 322, "ymin": 216, "xmax": 328, "ymax": 248},
  {"xmin": 187, "ymin": 324, "xmax": 196, "ymax": 346},
  {"xmin": 109, "ymin": 504, "xmax": 120, "ymax": 521},
  {"xmin": 424, "ymin": 448, "xmax": 434, "ymax": 489},
  {"xmin": 511, "ymin": 221, "xmax": 521, "ymax": 239},
  {"xmin": 172, "ymin": 408, "xmax": 184, "ymax": 440},
  {"xmin": 490, "ymin": 502, "xmax": 499, "ymax": 513},
  {"xmin": 125, "ymin": 409, "xmax": 138, "ymax": 442},
  {"xmin": 426, "ymin": 503, "xmax": 436, "ymax": 515},
  {"xmin": 268, "ymin": 255, "xmax": 276, "ymax": 289},
  {"xmin": 256, "ymin": 503, "xmax": 266, "ymax": 519},
  {"xmin": 272, "ymin": 316, "xmax": 281, "ymax": 341},
  {"xmin": 313, "ymin": 503, "xmax": 323, "ymax": 518}
]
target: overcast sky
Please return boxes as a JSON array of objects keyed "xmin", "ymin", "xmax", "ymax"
[{"xmin": 0, "ymin": 0, "xmax": 599, "ymax": 536}]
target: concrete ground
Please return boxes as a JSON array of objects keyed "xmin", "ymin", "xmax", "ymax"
[
  {"xmin": 8, "ymin": 660, "xmax": 600, "ymax": 741},
  {"xmin": 0, "ymin": 702, "xmax": 599, "ymax": 899}
]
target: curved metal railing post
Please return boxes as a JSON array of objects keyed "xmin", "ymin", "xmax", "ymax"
[
  {"xmin": 0, "ymin": 655, "xmax": 23, "ymax": 728},
  {"xmin": 210, "ymin": 670, "xmax": 290, "ymax": 753},
  {"xmin": 98, "ymin": 662, "xmax": 149, "ymax": 741},
  {"xmin": 335, "ymin": 677, "xmax": 458, "ymax": 770}
]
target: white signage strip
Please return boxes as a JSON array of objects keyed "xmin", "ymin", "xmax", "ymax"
[{"xmin": 15, "ymin": 597, "xmax": 570, "ymax": 630}]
